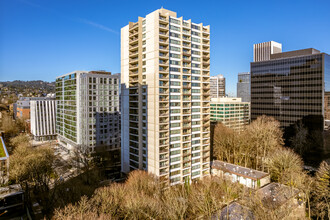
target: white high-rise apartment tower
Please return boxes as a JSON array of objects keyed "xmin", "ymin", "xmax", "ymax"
[
  {"xmin": 121, "ymin": 8, "xmax": 211, "ymax": 184},
  {"xmin": 56, "ymin": 71, "xmax": 120, "ymax": 153},
  {"xmin": 253, "ymin": 41, "xmax": 282, "ymax": 62}
]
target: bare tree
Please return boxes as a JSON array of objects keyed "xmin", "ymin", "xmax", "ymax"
[
  {"xmin": 265, "ymin": 147, "xmax": 303, "ymax": 184},
  {"xmin": 313, "ymin": 161, "xmax": 330, "ymax": 219},
  {"xmin": 9, "ymin": 144, "xmax": 57, "ymax": 217},
  {"xmin": 289, "ymin": 121, "xmax": 308, "ymax": 156}
]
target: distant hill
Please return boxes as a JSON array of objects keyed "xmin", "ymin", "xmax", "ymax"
[{"xmin": 0, "ymin": 80, "xmax": 55, "ymax": 93}]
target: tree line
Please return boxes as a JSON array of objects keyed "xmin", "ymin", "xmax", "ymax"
[{"xmin": 213, "ymin": 116, "xmax": 330, "ymax": 219}]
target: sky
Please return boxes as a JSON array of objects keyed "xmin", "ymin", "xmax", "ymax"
[{"xmin": 1, "ymin": 0, "xmax": 330, "ymax": 96}]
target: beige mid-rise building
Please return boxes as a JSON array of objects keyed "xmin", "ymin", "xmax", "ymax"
[
  {"xmin": 210, "ymin": 97, "xmax": 250, "ymax": 131},
  {"xmin": 121, "ymin": 8, "xmax": 211, "ymax": 184}
]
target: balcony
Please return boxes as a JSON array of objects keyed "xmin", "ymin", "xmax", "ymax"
[
  {"xmin": 182, "ymin": 103, "xmax": 191, "ymax": 108},
  {"xmin": 182, "ymin": 109, "xmax": 191, "ymax": 115},
  {"xmin": 160, "ymin": 168, "xmax": 169, "ymax": 176},
  {"xmin": 160, "ymin": 146, "xmax": 169, "ymax": 153},
  {"xmin": 160, "ymin": 154, "xmax": 169, "ymax": 161},
  {"xmin": 182, "ymin": 43, "xmax": 191, "ymax": 48},
  {"xmin": 159, "ymin": 45, "xmax": 169, "ymax": 52},
  {"xmin": 159, "ymin": 30, "xmax": 169, "ymax": 37},
  {"xmin": 160, "ymin": 125, "xmax": 169, "ymax": 131},
  {"xmin": 159, "ymin": 66, "xmax": 169, "ymax": 73},
  {"xmin": 203, "ymin": 32, "xmax": 210, "ymax": 39},
  {"xmin": 159, "ymin": 140, "xmax": 169, "ymax": 146},
  {"xmin": 129, "ymin": 43, "xmax": 139, "ymax": 51},
  {"xmin": 159, "ymin": 104, "xmax": 169, "ymax": 109},
  {"xmin": 182, "ymin": 29, "xmax": 190, "ymax": 35},
  {"xmin": 183, "ymin": 51, "xmax": 191, "ymax": 56},
  {"xmin": 183, "ymin": 123, "xmax": 191, "ymax": 129},
  {"xmin": 203, "ymin": 152, "xmax": 210, "ymax": 158},
  {"xmin": 159, "ymin": 60, "xmax": 168, "ymax": 66},
  {"xmin": 159, "ymin": 87, "xmax": 169, "ymax": 93},
  {"xmin": 159, "ymin": 118, "xmax": 169, "ymax": 124},
  {"xmin": 159, "ymin": 23, "xmax": 168, "ymax": 31},
  {"xmin": 129, "ymin": 36, "xmax": 139, "ymax": 44},
  {"xmin": 159, "ymin": 96, "xmax": 169, "ymax": 102},
  {"xmin": 129, "ymin": 51, "xmax": 139, "ymax": 58},
  {"xmin": 159, "ymin": 16, "xmax": 168, "ymax": 23},
  {"xmin": 129, "ymin": 64, "xmax": 139, "ymax": 70},
  {"xmin": 160, "ymin": 162, "xmax": 169, "ymax": 168},
  {"xmin": 183, "ymin": 157, "xmax": 191, "ymax": 163},
  {"xmin": 203, "ymin": 84, "xmax": 210, "ymax": 89},
  {"xmin": 182, "ymin": 129, "xmax": 191, "ymax": 135}
]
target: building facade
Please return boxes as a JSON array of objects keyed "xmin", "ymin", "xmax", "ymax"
[
  {"xmin": 16, "ymin": 97, "xmax": 32, "ymax": 119},
  {"xmin": 237, "ymin": 72, "xmax": 250, "ymax": 102},
  {"xmin": 210, "ymin": 97, "xmax": 250, "ymax": 131},
  {"xmin": 121, "ymin": 8, "xmax": 211, "ymax": 184},
  {"xmin": 251, "ymin": 45, "xmax": 330, "ymax": 130},
  {"xmin": 55, "ymin": 71, "xmax": 121, "ymax": 153},
  {"xmin": 253, "ymin": 41, "xmax": 282, "ymax": 62},
  {"xmin": 210, "ymin": 74, "xmax": 225, "ymax": 98},
  {"xmin": 30, "ymin": 98, "xmax": 56, "ymax": 141}
]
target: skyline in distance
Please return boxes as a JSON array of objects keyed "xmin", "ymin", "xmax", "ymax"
[{"xmin": 1, "ymin": 0, "xmax": 330, "ymax": 96}]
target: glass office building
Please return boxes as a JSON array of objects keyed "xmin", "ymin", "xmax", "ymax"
[{"xmin": 251, "ymin": 47, "xmax": 330, "ymax": 130}]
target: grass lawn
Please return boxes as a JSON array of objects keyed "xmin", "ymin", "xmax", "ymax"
[{"xmin": 0, "ymin": 137, "xmax": 7, "ymax": 158}]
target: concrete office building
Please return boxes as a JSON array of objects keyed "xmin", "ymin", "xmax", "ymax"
[
  {"xmin": 210, "ymin": 74, "xmax": 225, "ymax": 98},
  {"xmin": 251, "ymin": 43, "xmax": 330, "ymax": 130},
  {"xmin": 237, "ymin": 72, "xmax": 250, "ymax": 102},
  {"xmin": 121, "ymin": 8, "xmax": 211, "ymax": 184},
  {"xmin": 30, "ymin": 97, "xmax": 56, "ymax": 141},
  {"xmin": 56, "ymin": 71, "xmax": 120, "ymax": 153},
  {"xmin": 253, "ymin": 41, "xmax": 282, "ymax": 62},
  {"xmin": 210, "ymin": 97, "xmax": 250, "ymax": 131}
]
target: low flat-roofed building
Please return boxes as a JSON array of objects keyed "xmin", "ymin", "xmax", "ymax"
[
  {"xmin": 0, "ymin": 184, "xmax": 26, "ymax": 219},
  {"xmin": 256, "ymin": 183, "xmax": 305, "ymax": 219},
  {"xmin": 211, "ymin": 160, "xmax": 270, "ymax": 189},
  {"xmin": 212, "ymin": 202, "xmax": 255, "ymax": 220},
  {"xmin": 0, "ymin": 136, "xmax": 9, "ymax": 185}
]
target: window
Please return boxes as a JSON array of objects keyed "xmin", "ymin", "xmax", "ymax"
[
  {"xmin": 192, "ymin": 70, "xmax": 200, "ymax": 74},
  {"xmin": 191, "ymin": 24, "xmax": 200, "ymax": 30},
  {"xmin": 170, "ymin": 46, "xmax": 180, "ymax": 52},
  {"xmin": 170, "ymin": 25, "xmax": 180, "ymax": 32},
  {"xmin": 171, "ymin": 122, "xmax": 180, "ymax": 127},
  {"xmin": 170, "ymin": 60, "xmax": 180, "ymax": 65},
  {"xmin": 192, "ymin": 31, "xmax": 200, "ymax": 36},
  {"xmin": 170, "ymin": 39, "xmax": 180, "ymax": 45},
  {"xmin": 170, "ymin": 95, "xmax": 180, "ymax": 99},
  {"xmin": 192, "ymin": 57, "xmax": 200, "ymax": 62},
  {"xmin": 170, "ymin": 67, "xmax": 180, "ymax": 72},
  {"xmin": 192, "ymin": 50, "xmax": 200, "ymax": 55},
  {"xmin": 192, "ymin": 37, "xmax": 200, "ymax": 43},
  {"xmin": 170, "ymin": 32, "xmax": 180, "ymax": 38},
  {"xmin": 170, "ymin": 18, "xmax": 180, "ymax": 25},
  {"xmin": 192, "ymin": 44, "xmax": 200, "ymax": 49},
  {"xmin": 170, "ymin": 74, "xmax": 180, "ymax": 79},
  {"xmin": 170, "ymin": 53, "xmax": 180, "ymax": 59}
]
